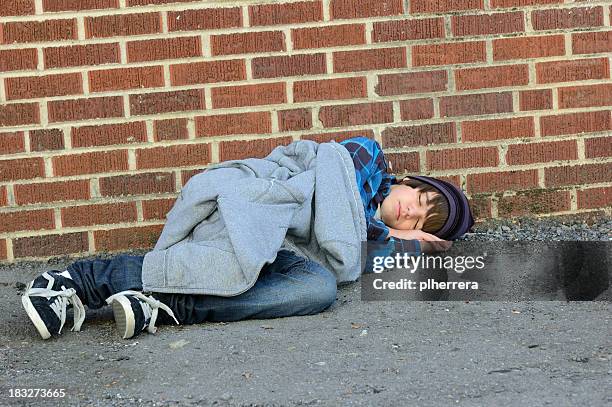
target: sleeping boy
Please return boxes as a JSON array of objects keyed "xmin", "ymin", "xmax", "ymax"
[{"xmin": 21, "ymin": 137, "xmax": 474, "ymax": 340}]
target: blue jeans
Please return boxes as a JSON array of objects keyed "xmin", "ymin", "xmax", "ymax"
[{"xmin": 66, "ymin": 250, "xmax": 337, "ymax": 325}]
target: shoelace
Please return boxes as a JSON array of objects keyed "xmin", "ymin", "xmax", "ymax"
[
  {"xmin": 25, "ymin": 284, "xmax": 86, "ymax": 334},
  {"xmin": 105, "ymin": 290, "xmax": 179, "ymax": 334}
]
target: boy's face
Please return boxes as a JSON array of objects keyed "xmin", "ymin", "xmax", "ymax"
[{"xmin": 380, "ymin": 184, "xmax": 438, "ymax": 230}]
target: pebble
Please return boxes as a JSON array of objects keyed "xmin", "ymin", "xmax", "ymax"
[{"xmin": 461, "ymin": 217, "xmax": 611, "ymax": 242}]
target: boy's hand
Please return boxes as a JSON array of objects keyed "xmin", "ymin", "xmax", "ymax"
[{"xmin": 388, "ymin": 229, "xmax": 452, "ymax": 254}]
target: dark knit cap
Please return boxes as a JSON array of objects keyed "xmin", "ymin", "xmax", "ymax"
[{"xmin": 406, "ymin": 175, "xmax": 475, "ymax": 241}]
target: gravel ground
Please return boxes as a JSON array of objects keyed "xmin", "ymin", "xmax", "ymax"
[{"xmin": 0, "ymin": 214, "xmax": 610, "ymax": 407}]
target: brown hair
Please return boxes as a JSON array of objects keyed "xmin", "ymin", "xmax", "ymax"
[{"xmin": 399, "ymin": 177, "xmax": 449, "ymax": 234}]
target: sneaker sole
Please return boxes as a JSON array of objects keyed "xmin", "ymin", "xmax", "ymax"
[
  {"xmin": 111, "ymin": 295, "xmax": 135, "ymax": 339},
  {"xmin": 21, "ymin": 295, "xmax": 51, "ymax": 340}
]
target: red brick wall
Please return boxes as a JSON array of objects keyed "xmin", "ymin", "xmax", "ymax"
[{"xmin": 0, "ymin": 0, "xmax": 610, "ymax": 261}]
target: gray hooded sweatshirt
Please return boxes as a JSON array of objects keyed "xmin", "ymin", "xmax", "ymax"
[{"xmin": 141, "ymin": 140, "xmax": 367, "ymax": 296}]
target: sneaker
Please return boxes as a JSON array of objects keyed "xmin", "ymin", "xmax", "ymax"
[
  {"xmin": 105, "ymin": 290, "xmax": 179, "ymax": 339},
  {"xmin": 21, "ymin": 270, "xmax": 86, "ymax": 340}
]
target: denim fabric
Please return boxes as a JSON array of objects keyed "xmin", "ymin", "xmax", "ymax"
[{"xmin": 67, "ymin": 250, "xmax": 337, "ymax": 325}]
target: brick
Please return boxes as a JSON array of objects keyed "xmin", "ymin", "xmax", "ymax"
[
  {"xmin": 462, "ymin": 117, "xmax": 534, "ymax": 142},
  {"xmin": 333, "ymin": 47, "xmax": 406, "ymax": 73},
  {"xmin": 5, "ymin": 73, "xmax": 83, "ymax": 100},
  {"xmin": 0, "ymin": 102, "xmax": 39, "ymax": 126},
  {"xmin": 427, "ymin": 147, "xmax": 498, "ymax": 170},
  {"xmin": 250, "ymin": 1, "xmax": 323, "ymax": 26},
  {"xmin": 384, "ymin": 152, "xmax": 420, "ymax": 173},
  {"xmin": 127, "ymin": 0, "xmax": 200, "ymax": 5},
  {"xmin": 94, "ymin": 225, "xmax": 163, "ymax": 251},
  {"xmin": 382, "ymin": 122, "xmax": 456, "ymax": 148},
  {"xmin": 0, "ymin": 131, "xmax": 25, "ymax": 154},
  {"xmin": 0, "ymin": 239, "xmax": 6, "ymax": 259},
  {"xmin": 211, "ymin": 31, "xmax": 284, "ymax": 56},
  {"xmin": 170, "ymin": 60, "xmax": 246, "ymax": 86},
  {"xmin": 212, "ymin": 83, "xmax": 286, "ymax": 109},
  {"xmin": 452, "ymin": 12, "xmax": 524, "ymax": 36},
  {"xmin": 585, "ymin": 137, "xmax": 612, "ymax": 159},
  {"xmin": 13, "ymin": 233, "xmax": 88, "ymax": 258},
  {"xmin": 536, "ymin": 58, "xmax": 609, "ymax": 84},
  {"xmin": 301, "ymin": 129, "xmax": 375, "ymax": 143},
  {"xmin": 53, "ymin": 150, "xmax": 129, "ymax": 176},
  {"xmin": 127, "ymin": 36, "xmax": 201, "ymax": 62},
  {"xmin": 375, "ymin": 71, "xmax": 447, "ymax": 96},
  {"xmin": 411, "ymin": 0, "xmax": 483, "ymax": 13},
  {"xmin": 137, "ymin": 143, "xmax": 211, "ymax": 169},
  {"xmin": 331, "ymin": 0, "xmax": 403, "ymax": 19},
  {"xmin": 577, "ymin": 186, "xmax": 611, "ymax": 210},
  {"xmin": 433, "ymin": 176, "xmax": 461, "ymax": 188},
  {"xmin": 220, "ymin": 137, "xmax": 293, "ymax": 161},
  {"xmin": 0, "ymin": 0, "xmax": 34, "ymax": 16},
  {"xmin": 142, "ymin": 198, "xmax": 175, "ymax": 220},
  {"xmin": 545, "ymin": 163, "xmax": 612, "ymax": 187},
  {"xmin": 48, "ymin": 96, "xmax": 123, "ymax": 123},
  {"xmin": 413, "ymin": 41, "xmax": 486, "ymax": 67},
  {"xmin": 181, "ymin": 168, "xmax": 206, "ymax": 185},
  {"xmin": 89, "ymin": 66, "xmax": 164, "ymax": 92},
  {"xmin": 15, "ymin": 180, "xmax": 90, "ymax": 205},
  {"xmin": 278, "ymin": 109, "xmax": 312, "ymax": 132},
  {"xmin": 252, "ymin": 53, "xmax": 326, "ymax": 79},
  {"xmin": 440, "ymin": 92, "xmax": 513, "ymax": 117},
  {"xmin": 62, "ymin": 202, "xmax": 137, "ymax": 227},
  {"xmin": 196, "ymin": 112, "xmax": 271, "ymax": 137},
  {"xmin": 0, "ymin": 186, "xmax": 8, "ymax": 207},
  {"xmin": 373, "ymin": 18, "xmax": 445, "ymax": 42},
  {"xmin": 0, "ymin": 209, "xmax": 54, "ymax": 233},
  {"xmin": 85, "ymin": 13, "xmax": 161, "ymax": 38},
  {"xmin": 319, "ymin": 102, "xmax": 393, "ymax": 127},
  {"xmin": 519, "ymin": 89, "xmax": 553, "ymax": 111},
  {"xmin": 154, "ymin": 118, "xmax": 188, "ymax": 141},
  {"xmin": 492, "ymin": 0, "xmax": 562, "ymax": 7},
  {"xmin": 293, "ymin": 24, "xmax": 365, "ymax": 49},
  {"xmin": 43, "ymin": 0, "xmax": 118, "ymax": 12},
  {"xmin": 498, "ymin": 189, "xmax": 570, "ymax": 217},
  {"xmin": 540, "ymin": 110, "xmax": 611, "ymax": 137},
  {"xmin": 72, "ymin": 122, "xmax": 147, "ymax": 148},
  {"xmin": 506, "ymin": 140, "xmax": 578, "ymax": 165},
  {"xmin": 468, "ymin": 195, "xmax": 492, "ymax": 220},
  {"xmin": 558, "ymin": 84, "xmax": 612, "ymax": 109},
  {"xmin": 129, "ymin": 89, "xmax": 204, "ymax": 115},
  {"xmin": 0, "ymin": 48, "xmax": 37, "ymax": 72},
  {"xmin": 1, "ymin": 19, "xmax": 77, "ymax": 44},
  {"xmin": 532, "ymin": 7, "xmax": 603, "ymax": 31},
  {"xmin": 294, "ymin": 77, "xmax": 367, "ymax": 102},
  {"xmin": 493, "ymin": 35, "xmax": 565, "ymax": 61},
  {"xmin": 30, "ymin": 128, "xmax": 64, "ymax": 151},
  {"xmin": 0, "ymin": 157, "xmax": 44, "ymax": 181},
  {"xmin": 44, "ymin": 43, "xmax": 120, "ymax": 69},
  {"xmin": 455, "ymin": 65, "xmax": 528, "ymax": 90},
  {"xmin": 467, "ymin": 170, "xmax": 539, "ymax": 194},
  {"xmin": 572, "ymin": 31, "xmax": 612, "ymax": 55},
  {"xmin": 399, "ymin": 98, "xmax": 434, "ymax": 120},
  {"xmin": 168, "ymin": 8, "xmax": 242, "ymax": 32},
  {"xmin": 100, "ymin": 172, "xmax": 175, "ymax": 197}
]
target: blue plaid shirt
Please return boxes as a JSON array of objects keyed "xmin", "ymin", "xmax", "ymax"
[{"xmin": 339, "ymin": 137, "xmax": 421, "ymax": 259}]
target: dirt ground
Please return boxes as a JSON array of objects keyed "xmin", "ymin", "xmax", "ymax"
[{"xmin": 1, "ymin": 246, "xmax": 611, "ymax": 407}]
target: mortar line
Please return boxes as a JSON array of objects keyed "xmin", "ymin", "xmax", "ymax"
[
  {"xmin": 211, "ymin": 141, "xmax": 220, "ymax": 163},
  {"xmin": 322, "ymin": 0, "xmax": 330, "ymax": 21},
  {"xmin": 136, "ymin": 200, "xmax": 144, "ymax": 222},
  {"xmin": 146, "ymin": 120, "xmax": 155, "ymax": 143},
  {"xmin": 242, "ymin": 5, "xmax": 250, "ymax": 27},
  {"xmin": 569, "ymin": 189, "xmax": 578, "ymax": 211}
]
